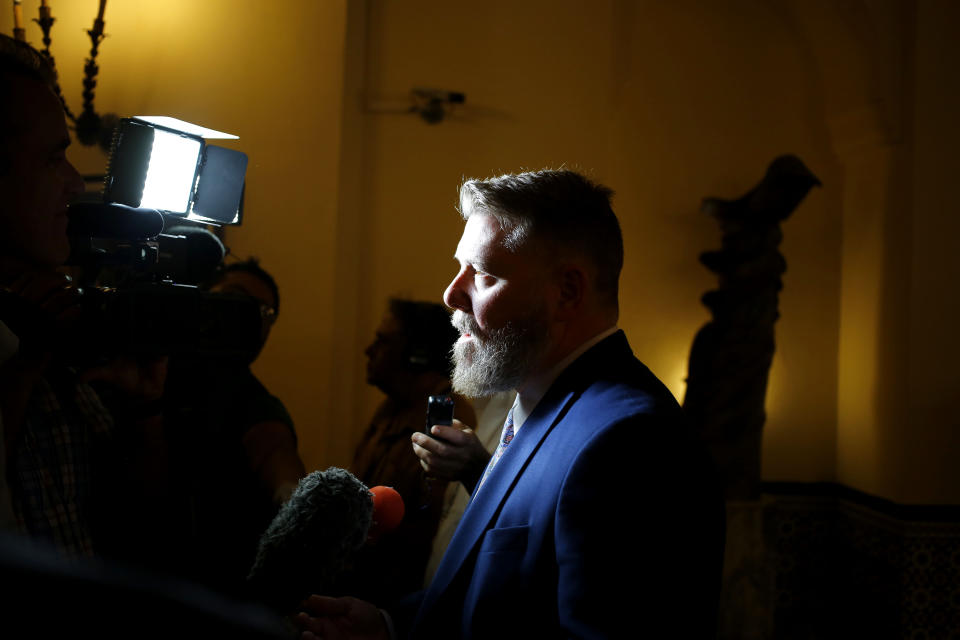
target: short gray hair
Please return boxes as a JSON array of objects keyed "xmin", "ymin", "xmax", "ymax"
[{"xmin": 458, "ymin": 169, "xmax": 623, "ymax": 307}]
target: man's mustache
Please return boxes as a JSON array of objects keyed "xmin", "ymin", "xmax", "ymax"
[{"xmin": 451, "ymin": 311, "xmax": 482, "ymax": 338}]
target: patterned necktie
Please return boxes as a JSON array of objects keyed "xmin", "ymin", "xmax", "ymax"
[{"xmin": 476, "ymin": 406, "xmax": 515, "ymax": 493}]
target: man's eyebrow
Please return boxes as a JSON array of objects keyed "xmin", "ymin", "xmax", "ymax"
[
  {"xmin": 454, "ymin": 253, "xmax": 490, "ymax": 273},
  {"xmin": 472, "ymin": 258, "xmax": 493, "ymax": 273}
]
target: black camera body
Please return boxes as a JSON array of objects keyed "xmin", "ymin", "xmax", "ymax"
[
  {"xmin": 63, "ymin": 204, "xmax": 260, "ymax": 363},
  {"xmin": 73, "ymin": 282, "xmax": 261, "ymax": 361}
]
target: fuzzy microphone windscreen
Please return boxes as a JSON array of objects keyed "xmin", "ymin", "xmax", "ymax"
[{"xmin": 247, "ymin": 467, "xmax": 373, "ymax": 613}]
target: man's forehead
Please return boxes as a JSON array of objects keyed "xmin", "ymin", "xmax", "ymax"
[
  {"xmin": 456, "ymin": 214, "xmax": 508, "ymax": 262},
  {"xmin": 6, "ymin": 75, "xmax": 70, "ymax": 148}
]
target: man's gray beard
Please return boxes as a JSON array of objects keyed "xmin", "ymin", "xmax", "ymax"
[{"xmin": 450, "ymin": 310, "xmax": 550, "ymax": 398}]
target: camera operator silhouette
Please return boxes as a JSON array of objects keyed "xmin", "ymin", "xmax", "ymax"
[
  {"xmin": 0, "ymin": 35, "xmax": 294, "ymax": 639},
  {"xmin": 0, "ymin": 33, "xmax": 172, "ymax": 566}
]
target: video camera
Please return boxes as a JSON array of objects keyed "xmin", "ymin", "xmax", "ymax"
[{"xmin": 64, "ymin": 116, "xmax": 262, "ymax": 363}]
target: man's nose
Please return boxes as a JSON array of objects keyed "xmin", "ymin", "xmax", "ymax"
[{"xmin": 443, "ymin": 272, "xmax": 470, "ymax": 313}]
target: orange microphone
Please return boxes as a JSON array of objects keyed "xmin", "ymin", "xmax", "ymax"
[{"xmin": 367, "ymin": 485, "xmax": 405, "ymax": 543}]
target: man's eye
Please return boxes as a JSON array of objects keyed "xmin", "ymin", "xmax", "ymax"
[{"xmin": 474, "ymin": 272, "xmax": 495, "ymax": 286}]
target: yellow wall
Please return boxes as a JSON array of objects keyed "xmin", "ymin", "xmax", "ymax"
[
  {"xmin": 4, "ymin": 0, "xmax": 957, "ymax": 503},
  {"xmin": 828, "ymin": 0, "xmax": 960, "ymax": 504},
  {"xmin": 900, "ymin": 0, "xmax": 960, "ymax": 502}
]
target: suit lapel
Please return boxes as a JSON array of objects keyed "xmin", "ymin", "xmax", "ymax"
[{"xmin": 416, "ymin": 385, "xmax": 577, "ymax": 617}]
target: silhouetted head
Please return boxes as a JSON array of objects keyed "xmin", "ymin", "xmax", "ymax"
[
  {"xmin": 365, "ymin": 298, "xmax": 456, "ymax": 396},
  {"xmin": 0, "ymin": 35, "xmax": 84, "ymax": 272},
  {"xmin": 208, "ymin": 258, "xmax": 280, "ymax": 353}
]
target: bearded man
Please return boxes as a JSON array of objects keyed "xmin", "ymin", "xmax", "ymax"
[{"xmin": 297, "ymin": 169, "xmax": 725, "ymax": 639}]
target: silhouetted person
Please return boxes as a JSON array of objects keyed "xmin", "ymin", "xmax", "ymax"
[
  {"xmin": 0, "ymin": 33, "xmax": 170, "ymax": 565},
  {"xmin": 0, "ymin": 36, "xmax": 289, "ymax": 639}
]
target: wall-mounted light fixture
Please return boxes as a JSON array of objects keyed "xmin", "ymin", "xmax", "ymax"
[
  {"xmin": 410, "ymin": 88, "xmax": 466, "ymax": 124},
  {"xmin": 366, "ymin": 87, "xmax": 466, "ymax": 125}
]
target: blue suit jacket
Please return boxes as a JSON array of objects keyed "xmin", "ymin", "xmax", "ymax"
[{"xmin": 399, "ymin": 331, "xmax": 724, "ymax": 639}]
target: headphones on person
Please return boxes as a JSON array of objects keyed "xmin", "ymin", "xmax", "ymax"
[{"xmin": 404, "ymin": 342, "xmax": 433, "ymax": 372}]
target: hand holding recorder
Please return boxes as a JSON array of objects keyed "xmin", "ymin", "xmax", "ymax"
[{"xmin": 412, "ymin": 394, "xmax": 492, "ymax": 495}]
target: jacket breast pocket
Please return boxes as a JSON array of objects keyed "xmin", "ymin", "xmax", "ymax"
[{"xmin": 478, "ymin": 524, "xmax": 529, "ymax": 555}]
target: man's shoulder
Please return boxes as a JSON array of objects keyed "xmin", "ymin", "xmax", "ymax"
[
  {"xmin": 544, "ymin": 332, "xmax": 696, "ymax": 465},
  {"xmin": 563, "ymin": 331, "xmax": 680, "ymax": 415},
  {"xmin": 560, "ymin": 375, "xmax": 686, "ymax": 455}
]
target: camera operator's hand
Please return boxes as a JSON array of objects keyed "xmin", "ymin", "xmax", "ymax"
[{"xmin": 412, "ymin": 419, "xmax": 492, "ymax": 495}]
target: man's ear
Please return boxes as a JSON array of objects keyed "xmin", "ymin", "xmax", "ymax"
[{"xmin": 554, "ymin": 263, "xmax": 586, "ymax": 320}]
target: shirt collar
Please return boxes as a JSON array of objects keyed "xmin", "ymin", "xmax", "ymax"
[{"xmin": 512, "ymin": 325, "xmax": 618, "ymax": 431}]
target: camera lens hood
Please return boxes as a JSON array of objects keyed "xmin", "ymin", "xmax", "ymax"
[{"xmin": 67, "ymin": 202, "xmax": 165, "ymax": 240}]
